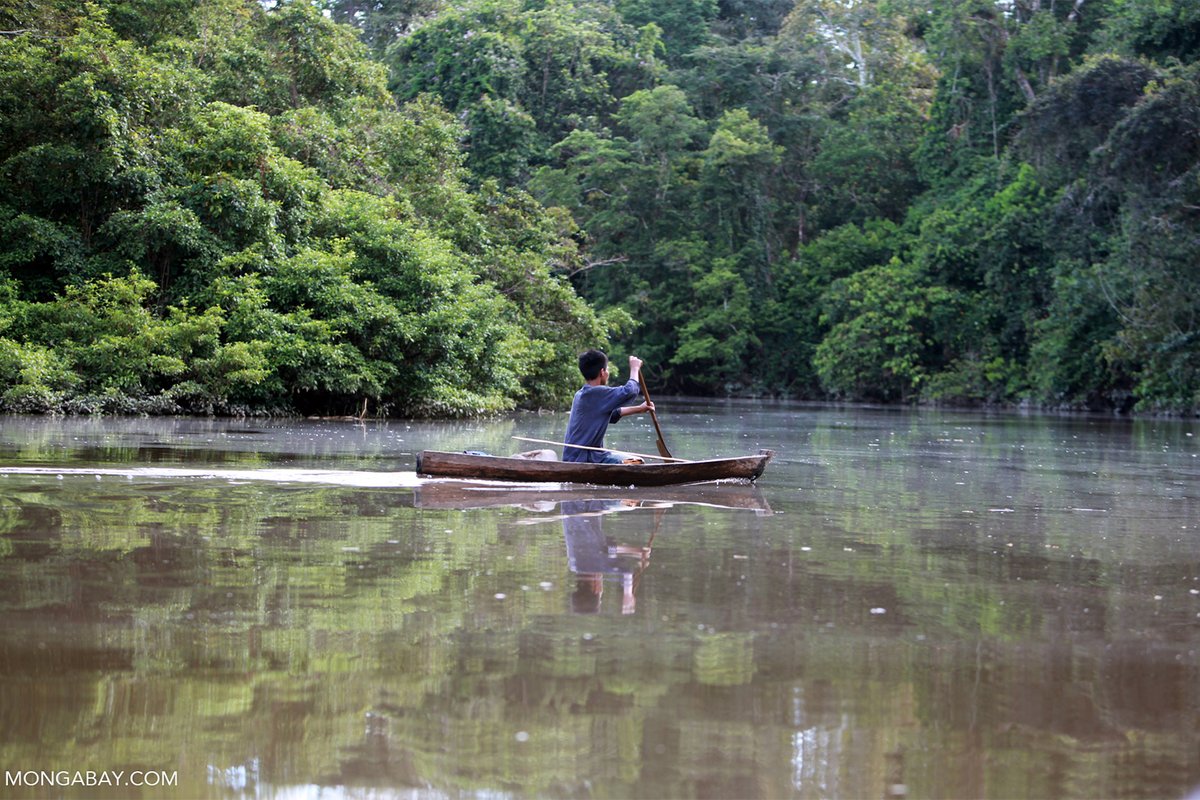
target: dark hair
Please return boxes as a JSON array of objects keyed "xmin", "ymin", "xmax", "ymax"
[
  {"xmin": 571, "ymin": 576, "xmax": 602, "ymax": 613},
  {"xmin": 578, "ymin": 349, "xmax": 608, "ymax": 381}
]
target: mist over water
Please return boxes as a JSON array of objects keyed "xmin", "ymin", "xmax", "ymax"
[{"xmin": 0, "ymin": 406, "xmax": 1197, "ymax": 799}]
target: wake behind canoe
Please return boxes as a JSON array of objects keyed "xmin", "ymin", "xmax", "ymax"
[{"xmin": 415, "ymin": 450, "xmax": 774, "ymax": 487}]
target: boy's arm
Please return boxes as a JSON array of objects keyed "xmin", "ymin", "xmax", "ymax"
[
  {"xmin": 604, "ymin": 356, "xmax": 648, "ymax": 423},
  {"xmin": 617, "ymin": 400, "xmax": 654, "ymax": 418}
]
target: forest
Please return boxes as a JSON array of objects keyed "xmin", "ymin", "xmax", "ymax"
[{"xmin": 0, "ymin": 0, "xmax": 1197, "ymax": 416}]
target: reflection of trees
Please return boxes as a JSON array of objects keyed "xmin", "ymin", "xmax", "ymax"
[{"xmin": 0, "ymin": 463, "xmax": 1197, "ymax": 799}]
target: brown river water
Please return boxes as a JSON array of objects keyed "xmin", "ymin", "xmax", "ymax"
[{"xmin": 0, "ymin": 404, "xmax": 1197, "ymax": 799}]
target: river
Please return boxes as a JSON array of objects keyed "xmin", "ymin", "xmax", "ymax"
[{"xmin": 0, "ymin": 403, "xmax": 1197, "ymax": 799}]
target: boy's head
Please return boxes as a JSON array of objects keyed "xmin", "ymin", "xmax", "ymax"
[
  {"xmin": 578, "ymin": 349, "xmax": 608, "ymax": 381},
  {"xmin": 571, "ymin": 575, "xmax": 603, "ymax": 613}
]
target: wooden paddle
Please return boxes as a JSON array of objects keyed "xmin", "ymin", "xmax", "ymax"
[{"xmin": 638, "ymin": 373, "xmax": 673, "ymax": 459}]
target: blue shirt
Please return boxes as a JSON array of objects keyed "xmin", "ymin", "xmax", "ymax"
[
  {"xmin": 562, "ymin": 500, "xmax": 628, "ymax": 573},
  {"xmin": 563, "ymin": 379, "xmax": 640, "ymax": 462}
]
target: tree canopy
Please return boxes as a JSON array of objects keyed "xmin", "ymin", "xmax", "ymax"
[
  {"xmin": 2, "ymin": 0, "xmax": 1199, "ymax": 415},
  {"xmin": 0, "ymin": 0, "xmax": 611, "ymax": 416}
]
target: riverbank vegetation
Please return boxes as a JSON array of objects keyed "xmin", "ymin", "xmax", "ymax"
[{"xmin": 1, "ymin": 0, "xmax": 1197, "ymax": 415}]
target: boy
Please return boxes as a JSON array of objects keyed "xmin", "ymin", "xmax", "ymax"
[{"xmin": 563, "ymin": 350, "xmax": 654, "ymax": 463}]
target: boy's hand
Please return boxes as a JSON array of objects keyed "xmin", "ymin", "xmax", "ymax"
[
  {"xmin": 628, "ymin": 355, "xmax": 643, "ymax": 380},
  {"xmin": 619, "ymin": 400, "xmax": 653, "ymax": 418}
]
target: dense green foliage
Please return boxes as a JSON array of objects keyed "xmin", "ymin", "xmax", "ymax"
[
  {"xmin": 0, "ymin": 0, "xmax": 611, "ymax": 416},
  {"xmin": 2, "ymin": 0, "xmax": 1199, "ymax": 414},
  {"xmin": 380, "ymin": 0, "xmax": 1200, "ymax": 411}
]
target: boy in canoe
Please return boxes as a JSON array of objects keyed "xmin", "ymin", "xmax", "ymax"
[{"xmin": 563, "ymin": 350, "xmax": 654, "ymax": 463}]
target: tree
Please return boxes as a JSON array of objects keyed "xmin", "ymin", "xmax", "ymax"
[
  {"xmin": 712, "ymin": 0, "xmax": 796, "ymax": 40},
  {"xmin": 465, "ymin": 95, "xmax": 540, "ymax": 184},
  {"xmin": 916, "ymin": 0, "xmax": 1035, "ymax": 177},
  {"xmin": 814, "ymin": 260, "xmax": 952, "ymax": 401},
  {"xmin": 388, "ymin": 6, "xmax": 525, "ymax": 112},
  {"xmin": 698, "ymin": 109, "xmax": 783, "ymax": 281},
  {"xmin": 320, "ymin": 0, "xmax": 444, "ymax": 56},
  {"xmin": 615, "ymin": 0, "xmax": 717, "ymax": 63},
  {"xmin": 808, "ymin": 85, "xmax": 928, "ymax": 227},
  {"xmin": 389, "ymin": 0, "xmax": 658, "ymax": 155},
  {"xmin": 672, "ymin": 262, "xmax": 758, "ymax": 389},
  {"xmin": 0, "ymin": 0, "xmax": 612, "ymax": 416},
  {"xmin": 1092, "ymin": 62, "xmax": 1200, "ymax": 409},
  {"xmin": 0, "ymin": 5, "xmax": 198, "ymax": 296},
  {"xmin": 264, "ymin": 1, "xmax": 390, "ymax": 111},
  {"xmin": 1016, "ymin": 55, "xmax": 1158, "ymax": 179},
  {"xmin": 758, "ymin": 219, "xmax": 905, "ymax": 395},
  {"xmin": 1094, "ymin": 0, "xmax": 1200, "ymax": 63},
  {"xmin": 781, "ymin": 0, "xmax": 929, "ymax": 90}
]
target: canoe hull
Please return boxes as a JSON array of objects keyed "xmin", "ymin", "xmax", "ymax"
[{"xmin": 416, "ymin": 449, "xmax": 773, "ymax": 487}]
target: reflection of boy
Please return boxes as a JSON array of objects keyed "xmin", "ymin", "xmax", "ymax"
[
  {"xmin": 562, "ymin": 500, "xmax": 649, "ymax": 615},
  {"xmin": 563, "ymin": 350, "xmax": 653, "ymax": 463}
]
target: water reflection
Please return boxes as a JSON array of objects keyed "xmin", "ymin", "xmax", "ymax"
[
  {"xmin": 561, "ymin": 500, "xmax": 654, "ymax": 615},
  {"xmin": 415, "ymin": 482, "xmax": 771, "ymax": 616},
  {"xmin": 411, "ymin": 481, "xmax": 773, "ymax": 513},
  {"xmin": 0, "ymin": 411, "xmax": 1198, "ymax": 799}
]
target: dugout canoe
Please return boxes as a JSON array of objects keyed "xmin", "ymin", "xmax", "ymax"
[{"xmin": 415, "ymin": 449, "xmax": 774, "ymax": 487}]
